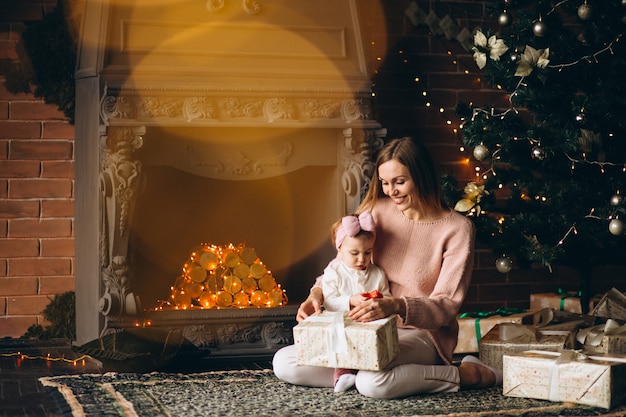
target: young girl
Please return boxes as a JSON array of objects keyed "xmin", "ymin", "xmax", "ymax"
[{"xmin": 321, "ymin": 211, "xmax": 391, "ymax": 392}]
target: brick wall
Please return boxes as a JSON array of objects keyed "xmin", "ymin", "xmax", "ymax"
[
  {"xmin": 0, "ymin": 0, "xmax": 75, "ymax": 337},
  {"xmin": 1, "ymin": 0, "xmax": 625, "ymax": 339}
]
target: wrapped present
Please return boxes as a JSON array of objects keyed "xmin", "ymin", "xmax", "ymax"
[
  {"xmin": 591, "ymin": 288, "xmax": 626, "ymax": 321},
  {"xmin": 578, "ymin": 319, "xmax": 626, "ymax": 355},
  {"xmin": 293, "ymin": 311, "xmax": 398, "ymax": 371},
  {"xmin": 530, "ymin": 289, "xmax": 599, "ymax": 314},
  {"xmin": 503, "ymin": 350, "xmax": 626, "ymax": 409},
  {"xmin": 479, "ymin": 319, "xmax": 580, "ymax": 370},
  {"xmin": 455, "ymin": 308, "xmax": 534, "ymax": 354}
]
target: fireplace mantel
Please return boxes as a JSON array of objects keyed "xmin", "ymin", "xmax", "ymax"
[{"xmin": 74, "ymin": 0, "xmax": 386, "ymax": 348}]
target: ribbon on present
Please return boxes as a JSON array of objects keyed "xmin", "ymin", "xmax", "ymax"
[
  {"xmin": 458, "ymin": 308, "xmax": 526, "ymax": 346},
  {"xmin": 326, "ymin": 311, "xmax": 348, "ymax": 367},
  {"xmin": 556, "ymin": 288, "xmax": 582, "ymax": 311},
  {"xmin": 498, "ymin": 308, "xmax": 582, "ymax": 342},
  {"xmin": 576, "ymin": 318, "xmax": 626, "ymax": 347}
]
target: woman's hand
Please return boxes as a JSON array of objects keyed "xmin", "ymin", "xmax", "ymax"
[
  {"xmin": 296, "ymin": 288, "xmax": 323, "ymax": 322},
  {"xmin": 348, "ymin": 296, "xmax": 405, "ymax": 322}
]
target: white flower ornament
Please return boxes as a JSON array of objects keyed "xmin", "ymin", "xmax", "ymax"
[
  {"xmin": 472, "ymin": 30, "xmax": 509, "ymax": 69},
  {"xmin": 515, "ymin": 45, "xmax": 550, "ymax": 77}
]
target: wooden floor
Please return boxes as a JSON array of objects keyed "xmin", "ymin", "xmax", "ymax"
[{"xmin": 0, "ymin": 338, "xmax": 272, "ymax": 417}]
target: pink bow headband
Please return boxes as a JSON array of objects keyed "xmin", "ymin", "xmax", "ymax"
[{"xmin": 335, "ymin": 211, "xmax": 376, "ymax": 249}]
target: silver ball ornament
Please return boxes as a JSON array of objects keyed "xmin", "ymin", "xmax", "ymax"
[
  {"xmin": 496, "ymin": 256, "xmax": 513, "ymax": 273},
  {"xmin": 610, "ymin": 193, "xmax": 624, "ymax": 206},
  {"xmin": 609, "ymin": 218, "xmax": 624, "ymax": 236},
  {"xmin": 577, "ymin": 2, "xmax": 593, "ymax": 20},
  {"xmin": 533, "ymin": 20, "xmax": 547, "ymax": 37},
  {"xmin": 499, "ymin": 11, "xmax": 512, "ymax": 26},
  {"xmin": 531, "ymin": 145, "xmax": 546, "ymax": 160},
  {"xmin": 473, "ymin": 144, "xmax": 490, "ymax": 161}
]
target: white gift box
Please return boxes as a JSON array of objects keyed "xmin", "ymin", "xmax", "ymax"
[
  {"xmin": 503, "ymin": 350, "xmax": 626, "ymax": 409},
  {"xmin": 293, "ymin": 311, "xmax": 398, "ymax": 371}
]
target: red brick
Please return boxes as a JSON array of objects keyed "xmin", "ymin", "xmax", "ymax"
[
  {"xmin": 0, "ymin": 159, "xmax": 41, "ymax": 177},
  {"xmin": 39, "ymin": 276, "xmax": 75, "ymax": 294},
  {"xmin": 42, "ymin": 121, "xmax": 74, "ymax": 139},
  {"xmin": 0, "ymin": 316, "xmax": 38, "ymax": 338},
  {"xmin": 9, "ymin": 140, "xmax": 72, "ymax": 159},
  {"xmin": 0, "ymin": 220, "xmax": 6, "ymax": 237},
  {"xmin": 41, "ymin": 199, "xmax": 74, "ymax": 217},
  {"xmin": 0, "ymin": 84, "xmax": 33, "ymax": 101},
  {"xmin": 0, "ymin": 259, "xmax": 5, "ymax": 276},
  {"xmin": 0, "ymin": 140, "xmax": 7, "ymax": 158},
  {"xmin": 0, "ymin": 180, "xmax": 6, "ymax": 197},
  {"xmin": 0, "ymin": 101, "xmax": 8, "ymax": 120},
  {"xmin": 41, "ymin": 238, "xmax": 74, "ymax": 257},
  {"xmin": 9, "ymin": 178, "xmax": 72, "ymax": 198},
  {"xmin": 0, "ymin": 238, "xmax": 39, "ymax": 256},
  {"xmin": 8, "ymin": 258, "xmax": 72, "ymax": 276},
  {"xmin": 0, "ymin": 296, "xmax": 5, "ymax": 314},
  {"xmin": 0, "ymin": 277, "xmax": 38, "ymax": 295},
  {"xmin": 0, "ymin": 121, "xmax": 41, "ymax": 139},
  {"xmin": 9, "ymin": 218, "xmax": 72, "ymax": 238},
  {"xmin": 10, "ymin": 101, "xmax": 66, "ymax": 121},
  {"xmin": 0, "ymin": 199, "xmax": 39, "ymax": 218},
  {"xmin": 41, "ymin": 161, "xmax": 73, "ymax": 178},
  {"xmin": 0, "ymin": 39, "xmax": 17, "ymax": 60},
  {"xmin": 6, "ymin": 295, "xmax": 51, "ymax": 315}
]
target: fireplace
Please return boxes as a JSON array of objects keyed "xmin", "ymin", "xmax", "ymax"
[{"xmin": 74, "ymin": 0, "xmax": 386, "ymax": 357}]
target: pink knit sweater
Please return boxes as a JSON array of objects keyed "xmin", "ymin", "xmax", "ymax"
[{"xmin": 315, "ymin": 198, "xmax": 475, "ymax": 365}]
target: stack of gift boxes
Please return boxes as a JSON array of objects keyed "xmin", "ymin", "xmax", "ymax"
[
  {"xmin": 458, "ymin": 287, "xmax": 626, "ymax": 409},
  {"xmin": 291, "ymin": 287, "xmax": 626, "ymax": 409}
]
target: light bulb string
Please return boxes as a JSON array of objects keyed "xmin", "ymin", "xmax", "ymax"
[{"xmin": 1, "ymin": 351, "xmax": 92, "ymax": 365}]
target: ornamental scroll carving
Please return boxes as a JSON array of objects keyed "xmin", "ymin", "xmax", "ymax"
[
  {"xmin": 206, "ymin": 0, "xmax": 262, "ymax": 15},
  {"xmin": 99, "ymin": 126, "xmax": 145, "ymax": 326},
  {"xmin": 341, "ymin": 128, "xmax": 387, "ymax": 213},
  {"xmin": 100, "ymin": 93, "xmax": 375, "ymax": 126}
]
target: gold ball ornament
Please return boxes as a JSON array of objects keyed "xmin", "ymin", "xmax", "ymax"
[
  {"xmin": 496, "ymin": 256, "xmax": 513, "ymax": 273},
  {"xmin": 473, "ymin": 144, "xmax": 490, "ymax": 161},
  {"xmin": 577, "ymin": 2, "xmax": 593, "ymax": 20},
  {"xmin": 609, "ymin": 218, "xmax": 624, "ymax": 236}
]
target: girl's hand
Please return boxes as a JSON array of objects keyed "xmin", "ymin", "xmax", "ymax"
[
  {"xmin": 296, "ymin": 288, "xmax": 323, "ymax": 322},
  {"xmin": 349, "ymin": 293, "xmax": 368, "ymax": 309},
  {"xmin": 348, "ymin": 296, "xmax": 404, "ymax": 322}
]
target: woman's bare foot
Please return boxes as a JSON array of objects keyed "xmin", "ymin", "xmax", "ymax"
[{"xmin": 458, "ymin": 355, "xmax": 502, "ymax": 389}]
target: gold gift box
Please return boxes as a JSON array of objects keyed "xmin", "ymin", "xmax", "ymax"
[
  {"xmin": 578, "ymin": 320, "xmax": 626, "ymax": 355},
  {"xmin": 479, "ymin": 322, "xmax": 578, "ymax": 370},
  {"xmin": 455, "ymin": 309, "xmax": 535, "ymax": 354},
  {"xmin": 591, "ymin": 288, "xmax": 626, "ymax": 321},
  {"xmin": 503, "ymin": 350, "xmax": 626, "ymax": 409},
  {"xmin": 293, "ymin": 311, "xmax": 399, "ymax": 371},
  {"xmin": 530, "ymin": 292, "xmax": 598, "ymax": 314}
]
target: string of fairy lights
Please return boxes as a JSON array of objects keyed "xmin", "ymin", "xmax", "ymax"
[
  {"xmin": 393, "ymin": 0, "xmax": 626, "ymax": 273},
  {"xmin": 0, "ymin": 351, "xmax": 91, "ymax": 366}
]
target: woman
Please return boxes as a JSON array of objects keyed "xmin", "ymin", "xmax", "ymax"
[{"xmin": 272, "ymin": 137, "xmax": 502, "ymax": 398}]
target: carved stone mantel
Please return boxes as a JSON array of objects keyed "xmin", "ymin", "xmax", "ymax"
[{"xmin": 75, "ymin": 0, "xmax": 386, "ymax": 349}]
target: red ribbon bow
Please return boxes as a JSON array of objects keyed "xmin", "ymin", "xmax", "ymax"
[{"xmin": 361, "ymin": 290, "xmax": 383, "ymax": 299}]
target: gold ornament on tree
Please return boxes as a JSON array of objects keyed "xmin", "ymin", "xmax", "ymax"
[{"xmin": 166, "ymin": 243, "xmax": 288, "ymax": 310}]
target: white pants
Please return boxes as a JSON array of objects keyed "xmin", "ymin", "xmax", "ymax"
[{"xmin": 272, "ymin": 328, "xmax": 460, "ymax": 399}]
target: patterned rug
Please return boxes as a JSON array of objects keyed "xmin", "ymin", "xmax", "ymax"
[{"xmin": 39, "ymin": 369, "xmax": 626, "ymax": 417}]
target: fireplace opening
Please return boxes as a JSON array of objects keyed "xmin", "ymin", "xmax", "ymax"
[{"xmin": 127, "ymin": 126, "xmax": 344, "ymax": 310}]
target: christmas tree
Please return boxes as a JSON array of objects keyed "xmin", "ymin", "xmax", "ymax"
[{"xmin": 451, "ymin": 0, "xmax": 626, "ymax": 309}]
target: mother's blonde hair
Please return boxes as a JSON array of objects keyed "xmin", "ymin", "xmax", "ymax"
[{"xmin": 357, "ymin": 137, "xmax": 448, "ymax": 214}]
